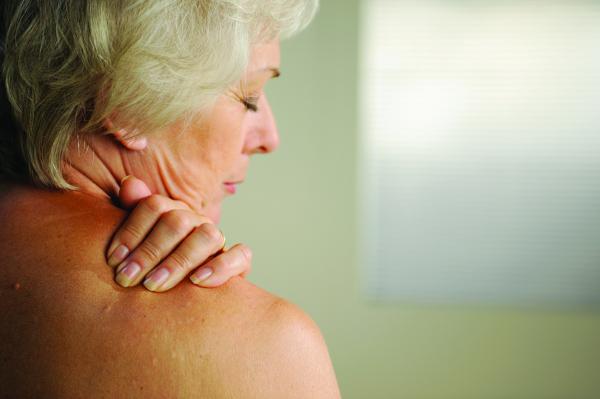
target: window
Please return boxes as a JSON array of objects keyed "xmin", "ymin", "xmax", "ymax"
[{"xmin": 359, "ymin": 0, "xmax": 600, "ymax": 307}]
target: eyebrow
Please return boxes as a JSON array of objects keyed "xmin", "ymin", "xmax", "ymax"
[
  {"xmin": 245, "ymin": 67, "xmax": 280, "ymax": 84},
  {"xmin": 266, "ymin": 68, "xmax": 281, "ymax": 79}
]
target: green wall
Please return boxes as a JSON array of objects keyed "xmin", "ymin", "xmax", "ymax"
[{"xmin": 221, "ymin": 1, "xmax": 600, "ymax": 397}]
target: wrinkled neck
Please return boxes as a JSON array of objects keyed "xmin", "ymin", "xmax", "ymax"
[
  {"xmin": 62, "ymin": 131, "xmax": 217, "ymax": 222},
  {"xmin": 62, "ymin": 133, "xmax": 156, "ymax": 202}
]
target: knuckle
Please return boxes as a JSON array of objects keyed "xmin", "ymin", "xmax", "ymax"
[
  {"xmin": 143, "ymin": 194, "xmax": 168, "ymax": 214},
  {"xmin": 122, "ymin": 223, "xmax": 145, "ymax": 241},
  {"xmin": 162, "ymin": 210, "xmax": 192, "ymax": 233},
  {"xmin": 197, "ymin": 223, "xmax": 223, "ymax": 246},
  {"xmin": 196, "ymin": 214, "xmax": 213, "ymax": 224},
  {"xmin": 168, "ymin": 252, "xmax": 193, "ymax": 273},
  {"xmin": 212, "ymin": 254, "xmax": 232, "ymax": 271},
  {"xmin": 238, "ymin": 244, "xmax": 253, "ymax": 262},
  {"xmin": 137, "ymin": 240, "xmax": 162, "ymax": 263},
  {"xmin": 174, "ymin": 200, "xmax": 193, "ymax": 211}
]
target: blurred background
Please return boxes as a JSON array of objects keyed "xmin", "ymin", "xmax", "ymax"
[{"xmin": 221, "ymin": 0, "xmax": 600, "ymax": 398}]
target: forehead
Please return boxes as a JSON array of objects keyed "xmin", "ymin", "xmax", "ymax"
[{"xmin": 247, "ymin": 40, "xmax": 281, "ymax": 73}]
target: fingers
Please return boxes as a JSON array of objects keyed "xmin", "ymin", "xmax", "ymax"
[
  {"xmin": 189, "ymin": 243, "xmax": 253, "ymax": 288},
  {"xmin": 113, "ymin": 209, "xmax": 211, "ymax": 287},
  {"xmin": 106, "ymin": 181, "xmax": 251, "ymax": 292},
  {"xmin": 106, "ymin": 194, "xmax": 190, "ymax": 267},
  {"xmin": 141, "ymin": 223, "xmax": 227, "ymax": 292},
  {"xmin": 118, "ymin": 175, "xmax": 152, "ymax": 209}
]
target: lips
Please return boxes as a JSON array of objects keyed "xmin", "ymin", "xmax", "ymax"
[
  {"xmin": 223, "ymin": 183, "xmax": 236, "ymax": 194},
  {"xmin": 224, "ymin": 180, "xmax": 244, "ymax": 195}
]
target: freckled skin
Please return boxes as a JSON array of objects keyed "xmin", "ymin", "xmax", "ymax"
[
  {"xmin": 63, "ymin": 41, "xmax": 282, "ymax": 225},
  {"xmin": 0, "ymin": 39, "xmax": 340, "ymax": 398},
  {"xmin": 0, "ymin": 184, "xmax": 340, "ymax": 398}
]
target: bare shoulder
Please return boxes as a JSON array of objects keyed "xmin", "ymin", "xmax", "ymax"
[
  {"xmin": 0, "ymin": 184, "xmax": 340, "ymax": 398},
  {"xmin": 234, "ymin": 298, "xmax": 342, "ymax": 399}
]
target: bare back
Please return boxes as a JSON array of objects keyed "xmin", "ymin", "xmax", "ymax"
[{"xmin": 0, "ymin": 183, "xmax": 340, "ymax": 398}]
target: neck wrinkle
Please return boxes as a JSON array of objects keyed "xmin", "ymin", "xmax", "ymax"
[
  {"xmin": 61, "ymin": 132, "xmax": 210, "ymax": 217},
  {"xmin": 62, "ymin": 134, "xmax": 127, "ymax": 202},
  {"xmin": 154, "ymin": 146, "xmax": 203, "ymax": 214}
]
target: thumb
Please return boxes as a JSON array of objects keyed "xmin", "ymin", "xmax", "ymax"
[{"xmin": 118, "ymin": 175, "xmax": 152, "ymax": 209}]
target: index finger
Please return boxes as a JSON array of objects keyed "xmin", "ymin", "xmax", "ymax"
[
  {"xmin": 106, "ymin": 195, "xmax": 190, "ymax": 266},
  {"xmin": 118, "ymin": 175, "xmax": 152, "ymax": 209}
]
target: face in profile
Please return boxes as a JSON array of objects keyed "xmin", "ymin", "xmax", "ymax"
[{"xmin": 151, "ymin": 40, "xmax": 282, "ymax": 223}]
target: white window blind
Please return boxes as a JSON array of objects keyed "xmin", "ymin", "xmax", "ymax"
[{"xmin": 359, "ymin": 0, "xmax": 600, "ymax": 307}]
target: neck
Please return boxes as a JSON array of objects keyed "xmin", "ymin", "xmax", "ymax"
[
  {"xmin": 62, "ymin": 133, "xmax": 159, "ymax": 203},
  {"xmin": 61, "ymin": 131, "xmax": 218, "ymax": 222}
]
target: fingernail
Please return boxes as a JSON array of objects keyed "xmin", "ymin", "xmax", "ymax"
[
  {"xmin": 115, "ymin": 261, "xmax": 141, "ymax": 287},
  {"xmin": 220, "ymin": 229, "xmax": 226, "ymax": 248},
  {"xmin": 190, "ymin": 267, "xmax": 213, "ymax": 285},
  {"xmin": 143, "ymin": 268, "xmax": 170, "ymax": 292},
  {"xmin": 120, "ymin": 175, "xmax": 132, "ymax": 185},
  {"xmin": 108, "ymin": 244, "xmax": 129, "ymax": 267},
  {"xmin": 135, "ymin": 136, "xmax": 148, "ymax": 147}
]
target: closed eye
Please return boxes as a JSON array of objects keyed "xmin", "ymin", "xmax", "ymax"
[{"xmin": 242, "ymin": 96, "xmax": 259, "ymax": 112}]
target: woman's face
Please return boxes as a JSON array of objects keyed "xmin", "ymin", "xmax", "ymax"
[{"xmin": 152, "ymin": 40, "xmax": 281, "ymax": 224}]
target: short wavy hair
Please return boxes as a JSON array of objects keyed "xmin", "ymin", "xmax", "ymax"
[{"xmin": 0, "ymin": 0, "xmax": 318, "ymax": 189}]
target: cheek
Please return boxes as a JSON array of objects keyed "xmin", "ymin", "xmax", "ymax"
[
  {"xmin": 179, "ymin": 121, "xmax": 241, "ymax": 167},
  {"xmin": 171, "ymin": 100, "xmax": 247, "ymax": 187},
  {"xmin": 195, "ymin": 134, "xmax": 242, "ymax": 179},
  {"xmin": 205, "ymin": 115, "xmax": 247, "ymax": 168}
]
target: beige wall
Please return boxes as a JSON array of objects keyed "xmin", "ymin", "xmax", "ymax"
[{"xmin": 221, "ymin": 1, "xmax": 600, "ymax": 397}]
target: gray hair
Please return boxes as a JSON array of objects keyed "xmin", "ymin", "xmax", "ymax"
[{"xmin": 1, "ymin": 0, "xmax": 318, "ymax": 188}]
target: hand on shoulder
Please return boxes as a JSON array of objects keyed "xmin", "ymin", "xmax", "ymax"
[{"xmin": 0, "ymin": 184, "xmax": 340, "ymax": 398}]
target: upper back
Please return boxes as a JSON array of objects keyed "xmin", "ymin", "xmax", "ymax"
[{"xmin": 0, "ymin": 182, "xmax": 340, "ymax": 398}]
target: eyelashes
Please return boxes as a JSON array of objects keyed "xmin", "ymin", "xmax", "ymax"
[
  {"xmin": 228, "ymin": 88, "xmax": 260, "ymax": 112},
  {"xmin": 241, "ymin": 95, "xmax": 259, "ymax": 112}
]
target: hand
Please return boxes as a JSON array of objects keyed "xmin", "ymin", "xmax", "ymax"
[{"xmin": 105, "ymin": 176, "xmax": 252, "ymax": 292}]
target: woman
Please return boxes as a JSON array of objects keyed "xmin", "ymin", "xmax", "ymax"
[{"xmin": 0, "ymin": 1, "xmax": 341, "ymax": 397}]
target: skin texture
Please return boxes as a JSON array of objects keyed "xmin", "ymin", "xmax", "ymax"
[
  {"xmin": 107, "ymin": 182, "xmax": 253, "ymax": 292},
  {"xmin": 63, "ymin": 41, "xmax": 281, "ymax": 225},
  {"xmin": 0, "ymin": 184, "xmax": 341, "ymax": 398},
  {"xmin": 0, "ymin": 41, "xmax": 341, "ymax": 397}
]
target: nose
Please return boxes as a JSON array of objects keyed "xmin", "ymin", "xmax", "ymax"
[{"xmin": 244, "ymin": 94, "xmax": 280, "ymax": 155}]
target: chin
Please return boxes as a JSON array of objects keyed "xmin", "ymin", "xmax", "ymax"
[{"xmin": 204, "ymin": 202, "xmax": 222, "ymax": 225}]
